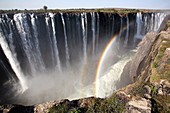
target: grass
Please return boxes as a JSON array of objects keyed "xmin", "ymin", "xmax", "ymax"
[
  {"xmin": 167, "ymin": 20, "xmax": 170, "ymax": 28},
  {"xmin": 149, "ymin": 38, "xmax": 170, "ymax": 112},
  {"xmin": 90, "ymin": 94, "xmax": 126, "ymax": 113},
  {"xmin": 0, "ymin": 8, "xmax": 162, "ymax": 15},
  {"xmin": 151, "ymin": 39, "xmax": 170, "ymax": 83},
  {"xmin": 153, "ymin": 95, "xmax": 170, "ymax": 113},
  {"xmin": 129, "ymin": 82, "xmax": 146, "ymax": 96},
  {"xmin": 49, "ymin": 103, "xmax": 69, "ymax": 113},
  {"xmin": 49, "ymin": 94, "xmax": 126, "ymax": 113},
  {"xmin": 152, "ymin": 62, "xmax": 158, "ymax": 68}
]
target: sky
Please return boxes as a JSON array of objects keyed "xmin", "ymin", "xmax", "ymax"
[{"xmin": 0, "ymin": 0, "xmax": 170, "ymax": 10}]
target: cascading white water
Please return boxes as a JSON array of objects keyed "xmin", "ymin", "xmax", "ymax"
[
  {"xmin": 30, "ymin": 14, "xmax": 45, "ymax": 72},
  {"xmin": 69, "ymin": 52, "xmax": 134, "ymax": 99},
  {"xmin": 61, "ymin": 13, "xmax": 70, "ymax": 67},
  {"xmin": 96, "ymin": 13, "xmax": 100, "ymax": 52},
  {"xmin": 124, "ymin": 16, "xmax": 129, "ymax": 47},
  {"xmin": 118, "ymin": 17, "xmax": 123, "ymax": 40},
  {"xmin": 135, "ymin": 12, "xmax": 143, "ymax": 39},
  {"xmin": 150, "ymin": 13, "xmax": 154, "ymax": 31},
  {"xmin": 49, "ymin": 13, "xmax": 62, "ymax": 72},
  {"xmin": 81, "ymin": 13, "xmax": 87, "ymax": 58},
  {"xmin": 0, "ymin": 23, "xmax": 28, "ymax": 91},
  {"xmin": 75, "ymin": 13, "xmax": 82, "ymax": 61},
  {"xmin": 117, "ymin": 17, "xmax": 123, "ymax": 49},
  {"xmin": 91, "ymin": 12, "xmax": 96, "ymax": 55},
  {"xmin": 136, "ymin": 12, "xmax": 166, "ymax": 36},
  {"xmin": 0, "ymin": 12, "xmax": 167, "ymax": 104},
  {"xmin": 111, "ymin": 15, "xmax": 115, "ymax": 36},
  {"xmin": 45, "ymin": 15, "xmax": 55, "ymax": 68},
  {"xmin": 96, "ymin": 54, "xmax": 134, "ymax": 98},
  {"xmin": 153, "ymin": 13, "xmax": 167, "ymax": 32},
  {"xmin": 14, "ymin": 13, "xmax": 37, "ymax": 75}
]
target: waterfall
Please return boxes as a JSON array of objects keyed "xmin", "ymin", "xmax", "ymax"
[
  {"xmin": 96, "ymin": 13, "xmax": 100, "ymax": 52},
  {"xmin": 30, "ymin": 14, "xmax": 45, "ymax": 72},
  {"xmin": 150, "ymin": 13, "xmax": 154, "ymax": 31},
  {"xmin": 135, "ymin": 12, "xmax": 143, "ymax": 39},
  {"xmin": 119, "ymin": 17, "xmax": 123, "ymax": 37},
  {"xmin": 91, "ymin": 12, "xmax": 96, "ymax": 54},
  {"xmin": 61, "ymin": 13, "xmax": 70, "ymax": 67},
  {"xmin": 96, "ymin": 54, "xmax": 133, "ymax": 97},
  {"xmin": 0, "ymin": 12, "xmax": 167, "ymax": 104},
  {"xmin": 49, "ymin": 13, "xmax": 62, "ymax": 72},
  {"xmin": 124, "ymin": 16, "xmax": 129, "ymax": 47},
  {"xmin": 81, "ymin": 13, "xmax": 87, "ymax": 58},
  {"xmin": 45, "ymin": 15, "xmax": 55, "ymax": 68},
  {"xmin": 117, "ymin": 17, "xmax": 123, "ymax": 50},
  {"xmin": 153, "ymin": 13, "xmax": 166, "ymax": 32},
  {"xmin": 0, "ymin": 23, "xmax": 28, "ymax": 91},
  {"xmin": 111, "ymin": 15, "xmax": 115, "ymax": 37},
  {"xmin": 14, "ymin": 13, "xmax": 38, "ymax": 75}
]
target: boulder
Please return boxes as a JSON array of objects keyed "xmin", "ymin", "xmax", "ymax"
[
  {"xmin": 144, "ymin": 94, "xmax": 151, "ymax": 99},
  {"xmin": 144, "ymin": 85, "xmax": 151, "ymax": 94},
  {"xmin": 124, "ymin": 98, "xmax": 151, "ymax": 113}
]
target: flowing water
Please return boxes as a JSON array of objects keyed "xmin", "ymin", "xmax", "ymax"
[{"xmin": 0, "ymin": 12, "xmax": 166, "ymax": 104}]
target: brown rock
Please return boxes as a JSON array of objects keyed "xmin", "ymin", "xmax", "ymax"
[
  {"xmin": 124, "ymin": 98, "xmax": 151, "ymax": 113},
  {"xmin": 144, "ymin": 85, "xmax": 151, "ymax": 94},
  {"xmin": 144, "ymin": 94, "xmax": 151, "ymax": 99},
  {"xmin": 130, "ymin": 32, "xmax": 157, "ymax": 80}
]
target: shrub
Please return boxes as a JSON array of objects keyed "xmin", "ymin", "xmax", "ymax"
[
  {"xmin": 49, "ymin": 104, "xmax": 68, "ymax": 113},
  {"xmin": 152, "ymin": 62, "xmax": 158, "ymax": 68}
]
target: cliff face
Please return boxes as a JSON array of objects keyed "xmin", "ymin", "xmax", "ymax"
[
  {"xmin": 45, "ymin": 18, "xmax": 170, "ymax": 113},
  {"xmin": 0, "ymin": 14, "xmax": 170, "ymax": 113},
  {"xmin": 0, "ymin": 11, "xmax": 166, "ymax": 105},
  {"xmin": 119, "ymin": 20, "xmax": 170, "ymax": 113}
]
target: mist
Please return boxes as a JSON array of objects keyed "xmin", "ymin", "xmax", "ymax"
[{"xmin": 9, "ymin": 49, "xmax": 103, "ymax": 105}]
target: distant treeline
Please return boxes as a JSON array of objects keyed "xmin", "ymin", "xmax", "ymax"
[{"xmin": 0, "ymin": 8, "xmax": 164, "ymax": 14}]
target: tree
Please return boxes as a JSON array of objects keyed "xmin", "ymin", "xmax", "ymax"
[{"xmin": 43, "ymin": 5, "xmax": 48, "ymax": 11}]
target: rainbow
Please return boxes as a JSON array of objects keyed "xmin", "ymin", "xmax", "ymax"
[
  {"xmin": 77, "ymin": 21, "xmax": 132, "ymax": 98},
  {"xmin": 95, "ymin": 35, "xmax": 118, "ymax": 97}
]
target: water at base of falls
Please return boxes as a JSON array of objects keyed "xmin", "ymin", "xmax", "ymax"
[
  {"xmin": 0, "ymin": 31, "xmax": 28, "ymax": 92},
  {"xmin": 69, "ymin": 50, "xmax": 135, "ymax": 100},
  {"xmin": 10, "ymin": 50, "xmax": 135, "ymax": 105}
]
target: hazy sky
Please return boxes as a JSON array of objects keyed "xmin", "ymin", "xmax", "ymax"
[{"xmin": 0, "ymin": 0, "xmax": 170, "ymax": 10}]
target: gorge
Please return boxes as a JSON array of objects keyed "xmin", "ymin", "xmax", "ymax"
[{"xmin": 0, "ymin": 10, "xmax": 167, "ymax": 106}]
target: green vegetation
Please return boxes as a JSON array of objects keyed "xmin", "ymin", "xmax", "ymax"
[
  {"xmin": 49, "ymin": 94, "xmax": 126, "ymax": 113},
  {"xmin": 152, "ymin": 62, "xmax": 158, "ymax": 68},
  {"xmin": 0, "ymin": 8, "xmax": 159, "ymax": 15},
  {"xmin": 91, "ymin": 8, "xmax": 140, "ymax": 15},
  {"xmin": 151, "ymin": 39, "xmax": 170, "ymax": 82},
  {"xmin": 86, "ymin": 94, "xmax": 126, "ymax": 113},
  {"xmin": 152, "ymin": 95, "xmax": 170, "ymax": 113},
  {"xmin": 70, "ymin": 108, "xmax": 81, "ymax": 113},
  {"xmin": 166, "ymin": 20, "xmax": 170, "ymax": 28},
  {"xmin": 129, "ymin": 82, "xmax": 146, "ymax": 96},
  {"xmin": 41, "ymin": 34, "xmax": 170, "ymax": 113},
  {"xmin": 149, "ymin": 38, "xmax": 170, "ymax": 112},
  {"xmin": 49, "ymin": 103, "xmax": 69, "ymax": 113}
]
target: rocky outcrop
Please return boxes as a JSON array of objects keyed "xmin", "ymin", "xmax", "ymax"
[
  {"xmin": 0, "ymin": 105, "xmax": 34, "ymax": 113},
  {"xmin": 124, "ymin": 98, "xmax": 151, "ymax": 113},
  {"xmin": 130, "ymin": 32, "xmax": 157, "ymax": 81},
  {"xmin": 122, "ymin": 20, "xmax": 170, "ymax": 113}
]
